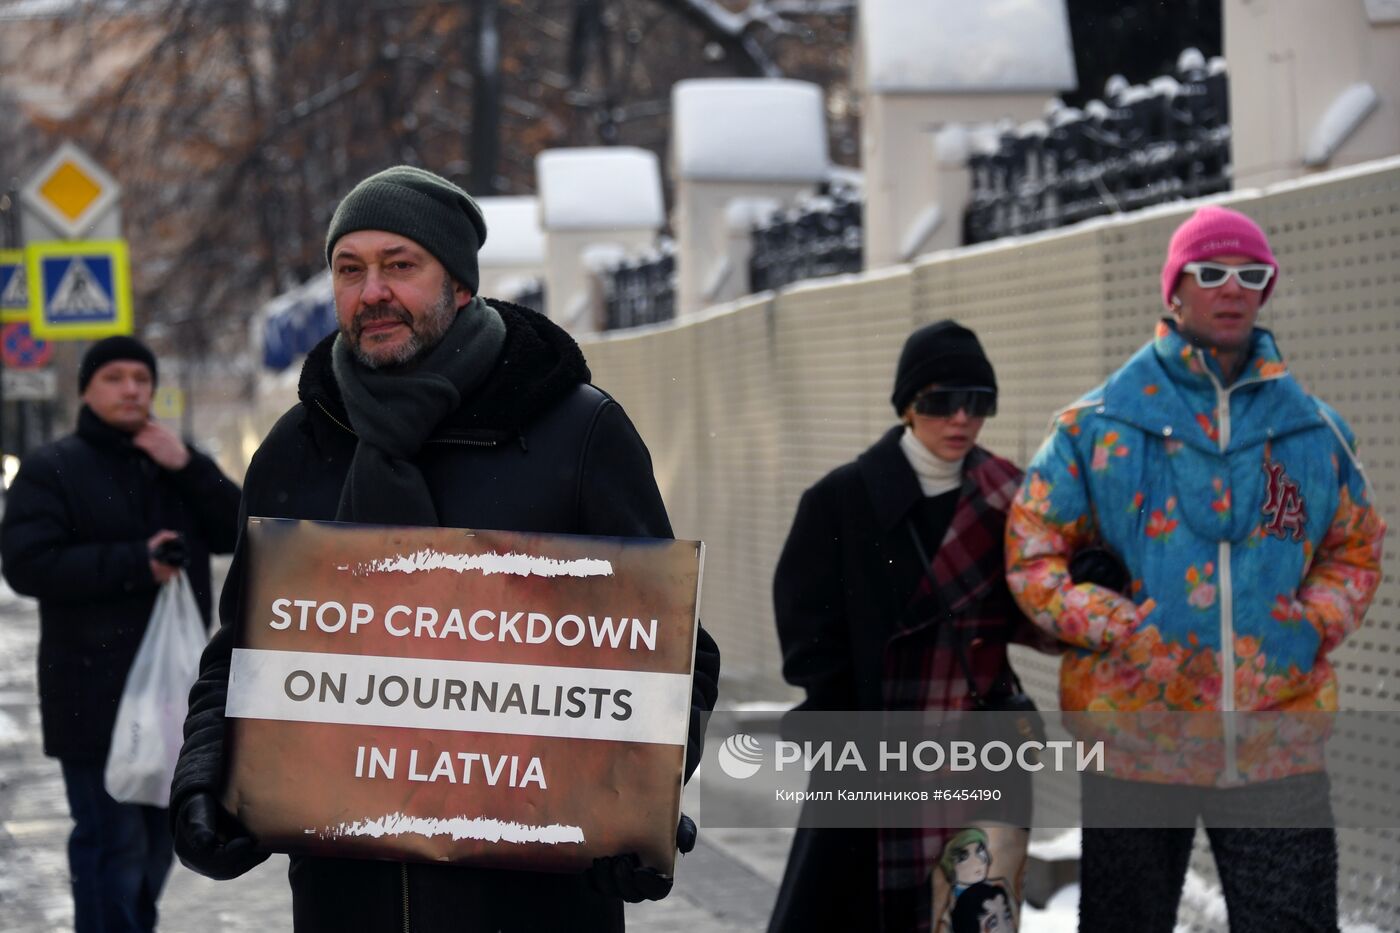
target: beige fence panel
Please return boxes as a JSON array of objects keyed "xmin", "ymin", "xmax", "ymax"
[
  {"xmin": 1248, "ymin": 165, "xmax": 1400, "ymax": 933},
  {"xmin": 770, "ymin": 268, "xmax": 916, "ymax": 501},
  {"xmin": 690, "ymin": 295, "xmax": 789, "ymax": 700},
  {"xmin": 587, "ymin": 320, "xmax": 703, "ymax": 539}
]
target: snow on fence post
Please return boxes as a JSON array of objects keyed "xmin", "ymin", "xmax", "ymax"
[
  {"xmin": 535, "ymin": 148, "xmax": 665, "ymax": 335},
  {"xmin": 476, "ymin": 196, "xmax": 546, "ymax": 311},
  {"xmin": 856, "ymin": 0, "xmax": 1075, "ymax": 268},
  {"xmin": 670, "ymin": 79, "xmax": 829, "ymax": 318},
  {"xmin": 1226, "ymin": 0, "xmax": 1400, "ymax": 187}
]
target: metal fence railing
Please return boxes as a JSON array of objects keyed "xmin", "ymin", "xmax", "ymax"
[
  {"xmin": 748, "ymin": 188, "xmax": 863, "ymax": 294},
  {"xmin": 603, "ymin": 241, "xmax": 676, "ymax": 331},
  {"xmin": 965, "ymin": 49, "xmax": 1231, "ymax": 244},
  {"xmin": 510, "ymin": 279, "xmax": 546, "ymax": 316},
  {"xmin": 600, "ymin": 187, "xmax": 866, "ymax": 332}
]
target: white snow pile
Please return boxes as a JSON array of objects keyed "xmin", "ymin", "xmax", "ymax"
[
  {"xmin": 535, "ymin": 147, "xmax": 664, "ymax": 232},
  {"xmin": 672, "ymin": 79, "xmax": 828, "ymax": 182},
  {"xmin": 724, "ymin": 197, "xmax": 782, "ymax": 232},
  {"xmin": 934, "ymin": 124, "xmax": 971, "ymax": 165},
  {"xmin": 1178, "ymin": 48, "xmax": 1207, "ymax": 74},
  {"xmin": 1022, "ymin": 883, "xmax": 1079, "ymax": 932},
  {"xmin": 476, "ymin": 196, "xmax": 545, "ymax": 267},
  {"xmin": 581, "ymin": 243, "xmax": 632, "ymax": 273},
  {"xmin": 863, "ymin": 0, "xmax": 1075, "ymax": 94},
  {"xmin": 1304, "ymin": 83, "xmax": 1380, "ymax": 167},
  {"xmin": 1365, "ymin": 0, "xmax": 1400, "ymax": 24},
  {"xmin": 0, "ymin": 710, "xmax": 21, "ymax": 747}
]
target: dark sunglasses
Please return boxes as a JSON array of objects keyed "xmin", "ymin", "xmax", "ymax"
[
  {"xmin": 911, "ymin": 387, "xmax": 997, "ymax": 418},
  {"xmin": 1181, "ymin": 261, "xmax": 1275, "ymax": 290}
]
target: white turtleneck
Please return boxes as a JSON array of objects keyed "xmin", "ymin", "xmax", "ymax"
[{"xmin": 900, "ymin": 426, "xmax": 964, "ymax": 497}]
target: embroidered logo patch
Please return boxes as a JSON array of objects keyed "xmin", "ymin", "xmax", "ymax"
[{"xmin": 1261, "ymin": 460, "xmax": 1307, "ymax": 540}]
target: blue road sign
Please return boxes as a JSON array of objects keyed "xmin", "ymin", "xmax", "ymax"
[
  {"xmin": 26, "ymin": 240, "xmax": 132, "ymax": 340},
  {"xmin": 0, "ymin": 250, "xmax": 27, "ymax": 323}
]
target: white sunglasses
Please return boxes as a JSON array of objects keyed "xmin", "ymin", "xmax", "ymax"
[{"xmin": 1181, "ymin": 261, "xmax": 1275, "ymax": 290}]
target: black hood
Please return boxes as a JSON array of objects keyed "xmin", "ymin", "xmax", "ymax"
[{"xmin": 297, "ymin": 298, "xmax": 592, "ymax": 435}]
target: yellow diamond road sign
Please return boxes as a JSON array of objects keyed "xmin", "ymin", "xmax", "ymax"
[
  {"xmin": 21, "ymin": 143, "xmax": 121, "ymax": 239},
  {"xmin": 40, "ymin": 162, "xmax": 103, "ymax": 223}
]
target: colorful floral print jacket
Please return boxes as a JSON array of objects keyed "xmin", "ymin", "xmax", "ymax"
[{"xmin": 1006, "ymin": 321, "xmax": 1383, "ymax": 782}]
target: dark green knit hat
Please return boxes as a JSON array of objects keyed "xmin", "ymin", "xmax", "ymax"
[{"xmin": 325, "ymin": 166, "xmax": 489, "ymax": 295}]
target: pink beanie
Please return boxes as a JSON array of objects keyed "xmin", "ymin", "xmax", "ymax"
[{"xmin": 1161, "ymin": 205, "xmax": 1278, "ymax": 309}]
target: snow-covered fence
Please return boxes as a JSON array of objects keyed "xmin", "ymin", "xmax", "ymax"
[
  {"xmin": 671, "ymin": 79, "xmax": 829, "ymax": 318},
  {"xmin": 857, "ymin": 0, "xmax": 1075, "ymax": 268},
  {"xmin": 476, "ymin": 196, "xmax": 546, "ymax": 312},
  {"xmin": 748, "ymin": 187, "xmax": 862, "ymax": 294},
  {"xmin": 597, "ymin": 183, "xmax": 861, "ymax": 332},
  {"xmin": 536, "ymin": 147, "xmax": 665, "ymax": 335},
  {"xmin": 965, "ymin": 50, "xmax": 1231, "ymax": 244},
  {"xmin": 602, "ymin": 241, "xmax": 676, "ymax": 331},
  {"xmin": 510, "ymin": 279, "xmax": 545, "ymax": 316}
]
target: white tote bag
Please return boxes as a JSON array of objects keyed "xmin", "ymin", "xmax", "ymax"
[{"xmin": 104, "ymin": 570, "xmax": 208, "ymax": 807}]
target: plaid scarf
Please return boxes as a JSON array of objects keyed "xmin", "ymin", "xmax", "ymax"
[{"xmin": 877, "ymin": 447, "xmax": 1026, "ymax": 933}]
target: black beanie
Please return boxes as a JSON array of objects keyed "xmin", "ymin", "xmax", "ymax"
[
  {"xmin": 325, "ymin": 166, "xmax": 489, "ymax": 296},
  {"xmin": 890, "ymin": 320, "xmax": 996, "ymax": 414},
  {"xmin": 78, "ymin": 336, "xmax": 157, "ymax": 393}
]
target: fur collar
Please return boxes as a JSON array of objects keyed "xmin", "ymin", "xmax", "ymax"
[{"xmin": 297, "ymin": 298, "xmax": 592, "ymax": 436}]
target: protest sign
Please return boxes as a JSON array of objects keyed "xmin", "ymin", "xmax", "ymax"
[{"xmin": 222, "ymin": 518, "xmax": 703, "ymax": 876}]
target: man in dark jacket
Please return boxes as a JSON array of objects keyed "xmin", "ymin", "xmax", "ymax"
[
  {"xmin": 169, "ymin": 165, "xmax": 720, "ymax": 932},
  {"xmin": 0, "ymin": 335, "xmax": 242, "ymax": 933}
]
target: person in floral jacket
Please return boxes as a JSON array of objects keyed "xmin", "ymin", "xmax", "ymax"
[{"xmin": 1005, "ymin": 205, "xmax": 1384, "ymax": 932}]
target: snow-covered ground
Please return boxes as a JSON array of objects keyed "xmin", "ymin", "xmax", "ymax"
[{"xmin": 1022, "ymin": 828, "xmax": 1391, "ymax": 932}]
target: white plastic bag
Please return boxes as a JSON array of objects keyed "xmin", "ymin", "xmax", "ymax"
[{"xmin": 105, "ymin": 570, "xmax": 207, "ymax": 807}]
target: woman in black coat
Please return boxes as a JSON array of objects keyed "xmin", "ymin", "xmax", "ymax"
[{"xmin": 768, "ymin": 321, "xmax": 1044, "ymax": 933}]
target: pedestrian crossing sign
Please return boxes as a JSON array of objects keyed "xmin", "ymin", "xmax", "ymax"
[
  {"xmin": 25, "ymin": 239, "xmax": 133, "ymax": 340},
  {"xmin": 0, "ymin": 250, "xmax": 28, "ymax": 324}
]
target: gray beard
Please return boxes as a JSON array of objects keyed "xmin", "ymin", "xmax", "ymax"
[{"xmin": 347, "ymin": 278, "xmax": 458, "ymax": 369}]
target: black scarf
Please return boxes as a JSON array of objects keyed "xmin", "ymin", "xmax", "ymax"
[{"xmin": 330, "ymin": 296, "xmax": 506, "ymax": 525}]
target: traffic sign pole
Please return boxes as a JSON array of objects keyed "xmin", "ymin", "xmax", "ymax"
[{"xmin": 5, "ymin": 144, "xmax": 126, "ymax": 471}]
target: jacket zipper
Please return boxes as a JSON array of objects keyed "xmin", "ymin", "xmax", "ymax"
[
  {"xmin": 426, "ymin": 436, "xmax": 499, "ymax": 447},
  {"xmin": 315, "ymin": 399, "xmax": 356, "ymax": 436},
  {"xmin": 1205, "ymin": 361, "xmax": 1247, "ymax": 783},
  {"xmin": 402, "ymin": 862, "xmax": 410, "ymax": 932}
]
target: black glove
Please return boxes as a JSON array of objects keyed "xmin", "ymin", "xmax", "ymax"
[
  {"xmin": 1068, "ymin": 546, "xmax": 1129, "ymax": 595},
  {"xmin": 152, "ymin": 535, "xmax": 190, "ymax": 568},
  {"xmin": 586, "ymin": 813, "xmax": 697, "ymax": 903},
  {"xmin": 173, "ymin": 792, "xmax": 269, "ymax": 880}
]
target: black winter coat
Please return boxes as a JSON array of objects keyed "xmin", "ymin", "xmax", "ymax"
[
  {"xmin": 0, "ymin": 407, "xmax": 241, "ymax": 761},
  {"xmin": 172, "ymin": 301, "xmax": 721, "ymax": 933}
]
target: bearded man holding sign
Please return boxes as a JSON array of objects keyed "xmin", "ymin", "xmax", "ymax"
[{"xmin": 170, "ymin": 166, "xmax": 721, "ymax": 932}]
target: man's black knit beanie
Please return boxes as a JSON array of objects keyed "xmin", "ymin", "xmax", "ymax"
[
  {"xmin": 78, "ymin": 336, "xmax": 157, "ymax": 393},
  {"xmin": 325, "ymin": 166, "xmax": 489, "ymax": 295},
  {"xmin": 890, "ymin": 320, "xmax": 996, "ymax": 414}
]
